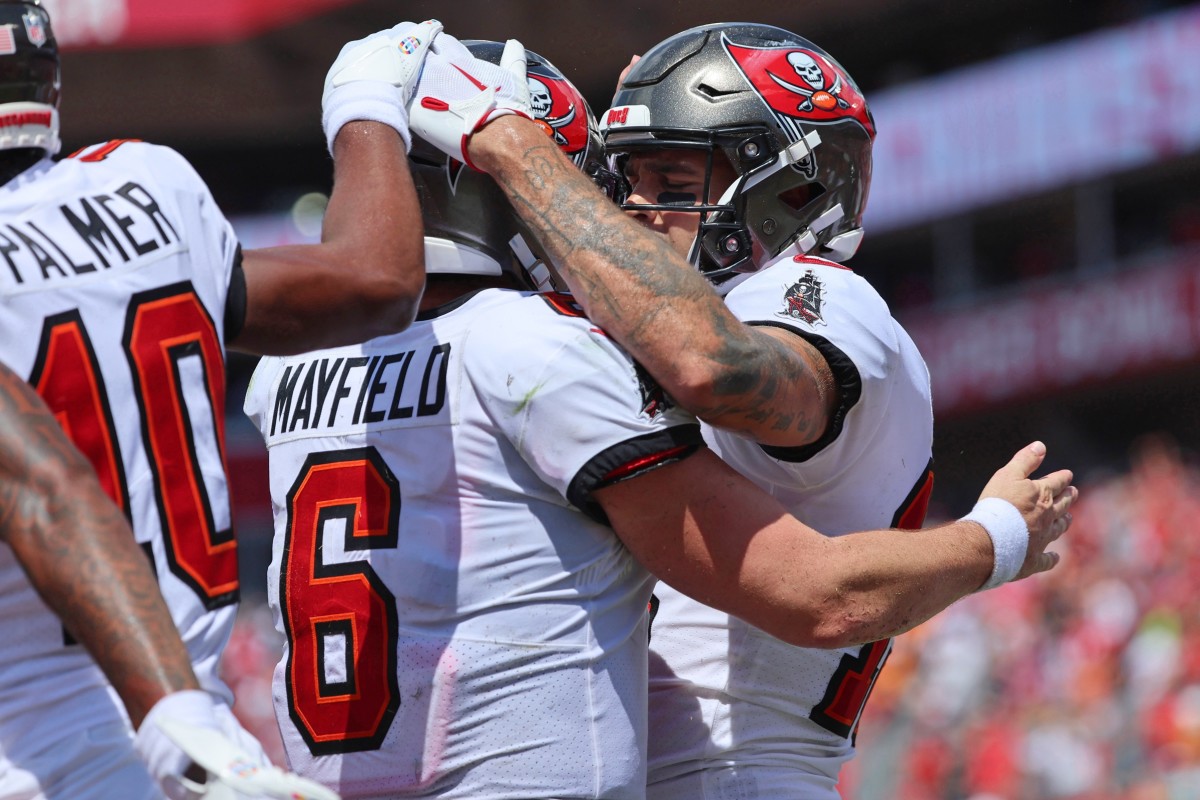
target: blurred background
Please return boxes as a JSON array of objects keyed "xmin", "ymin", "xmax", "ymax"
[{"xmin": 48, "ymin": 0, "xmax": 1200, "ymax": 796}]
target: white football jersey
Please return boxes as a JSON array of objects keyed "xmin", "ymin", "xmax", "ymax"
[
  {"xmin": 0, "ymin": 143, "xmax": 239, "ymax": 797},
  {"xmin": 646, "ymin": 255, "xmax": 935, "ymax": 800},
  {"xmin": 244, "ymin": 287, "xmax": 702, "ymax": 800}
]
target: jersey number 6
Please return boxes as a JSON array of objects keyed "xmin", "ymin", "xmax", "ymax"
[{"xmin": 281, "ymin": 447, "xmax": 401, "ymax": 755}]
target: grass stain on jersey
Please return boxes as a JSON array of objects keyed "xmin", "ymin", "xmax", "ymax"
[{"xmin": 513, "ymin": 382, "xmax": 546, "ymax": 414}]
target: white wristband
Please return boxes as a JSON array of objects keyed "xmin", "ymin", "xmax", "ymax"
[
  {"xmin": 962, "ymin": 496, "xmax": 1028, "ymax": 591},
  {"xmin": 321, "ymin": 80, "xmax": 411, "ymax": 154}
]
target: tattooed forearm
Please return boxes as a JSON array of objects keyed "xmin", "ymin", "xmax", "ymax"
[
  {"xmin": 0, "ymin": 363, "xmax": 198, "ymax": 726},
  {"xmin": 473, "ymin": 121, "xmax": 834, "ymax": 444}
]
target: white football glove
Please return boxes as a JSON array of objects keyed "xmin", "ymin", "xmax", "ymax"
[
  {"xmin": 409, "ymin": 33, "xmax": 532, "ymax": 168},
  {"xmin": 321, "ymin": 18, "xmax": 443, "ymax": 154},
  {"xmin": 134, "ymin": 690, "xmax": 340, "ymax": 800}
]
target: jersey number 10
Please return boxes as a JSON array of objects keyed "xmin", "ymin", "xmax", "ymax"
[{"xmin": 30, "ymin": 281, "xmax": 239, "ymax": 610}]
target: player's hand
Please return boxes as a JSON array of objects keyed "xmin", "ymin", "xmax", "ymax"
[
  {"xmin": 321, "ymin": 19, "xmax": 442, "ymax": 153},
  {"xmin": 409, "ymin": 33, "xmax": 532, "ymax": 168},
  {"xmin": 135, "ymin": 690, "xmax": 340, "ymax": 800},
  {"xmin": 978, "ymin": 440, "xmax": 1077, "ymax": 581},
  {"xmin": 614, "ymin": 54, "xmax": 640, "ymax": 102}
]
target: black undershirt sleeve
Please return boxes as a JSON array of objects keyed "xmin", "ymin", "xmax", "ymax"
[
  {"xmin": 224, "ymin": 245, "xmax": 247, "ymax": 344},
  {"xmin": 567, "ymin": 424, "xmax": 705, "ymax": 524}
]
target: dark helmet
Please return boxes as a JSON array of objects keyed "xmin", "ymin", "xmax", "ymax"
[
  {"xmin": 409, "ymin": 41, "xmax": 608, "ymax": 291},
  {"xmin": 601, "ymin": 22, "xmax": 875, "ymax": 283},
  {"xmin": 0, "ymin": 0, "xmax": 59, "ymax": 155}
]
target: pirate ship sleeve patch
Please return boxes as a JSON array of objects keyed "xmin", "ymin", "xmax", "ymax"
[{"xmin": 719, "ymin": 260, "xmax": 899, "ymax": 462}]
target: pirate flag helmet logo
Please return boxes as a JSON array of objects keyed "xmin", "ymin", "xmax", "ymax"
[
  {"xmin": 722, "ymin": 37, "xmax": 874, "ymax": 137},
  {"xmin": 526, "ymin": 64, "xmax": 592, "ymax": 168}
]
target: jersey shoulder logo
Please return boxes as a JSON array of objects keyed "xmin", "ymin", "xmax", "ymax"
[
  {"xmin": 777, "ymin": 269, "xmax": 827, "ymax": 326},
  {"xmin": 634, "ymin": 362, "xmax": 674, "ymax": 420}
]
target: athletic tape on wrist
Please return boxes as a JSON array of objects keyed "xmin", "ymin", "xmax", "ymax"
[
  {"xmin": 322, "ymin": 81, "xmax": 411, "ymax": 154},
  {"xmin": 962, "ymin": 496, "xmax": 1028, "ymax": 591}
]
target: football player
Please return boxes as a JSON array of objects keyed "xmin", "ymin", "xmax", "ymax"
[
  {"xmin": 480, "ymin": 22, "xmax": 1043, "ymax": 800},
  {"xmin": 0, "ymin": 360, "xmax": 336, "ymax": 799},
  {"xmin": 244, "ymin": 33, "xmax": 1074, "ymax": 800},
  {"xmin": 0, "ymin": 2, "xmax": 435, "ymax": 797}
]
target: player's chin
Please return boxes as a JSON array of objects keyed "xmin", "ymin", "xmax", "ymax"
[{"xmin": 664, "ymin": 227, "xmax": 699, "ymax": 259}]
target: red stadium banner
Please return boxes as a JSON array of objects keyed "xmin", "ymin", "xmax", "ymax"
[
  {"xmin": 45, "ymin": 0, "xmax": 361, "ymax": 49},
  {"xmin": 904, "ymin": 250, "xmax": 1200, "ymax": 416}
]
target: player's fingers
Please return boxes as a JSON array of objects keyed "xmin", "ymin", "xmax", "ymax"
[
  {"xmin": 429, "ymin": 28, "xmax": 470, "ymax": 60},
  {"xmin": 1022, "ymin": 547, "xmax": 1057, "ymax": 577},
  {"xmin": 615, "ymin": 54, "xmax": 641, "ymax": 97},
  {"xmin": 500, "ymin": 38, "xmax": 528, "ymax": 81},
  {"xmin": 395, "ymin": 18, "xmax": 441, "ymax": 48},
  {"xmin": 1035, "ymin": 468, "xmax": 1074, "ymax": 500},
  {"xmin": 1043, "ymin": 512, "xmax": 1070, "ymax": 542},
  {"xmin": 997, "ymin": 440, "xmax": 1047, "ymax": 481},
  {"xmin": 1029, "ymin": 550, "xmax": 1061, "ymax": 575},
  {"xmin": 1029, "ymin": 494, "xmax": 1073, "ymax": 547},
  {"xmin": 406, "ymin": 20, "xmax": 441, "ymax": 61},
  {"xmin": 1049, "ymin": 485, "xmax": 1078, "ymax": 517}
]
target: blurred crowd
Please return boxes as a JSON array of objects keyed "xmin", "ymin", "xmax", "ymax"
[
  {"xmin": 847, "ymin": 434, "xmax": 1200, "ymax": 799},
  {"xmin": 220, "ymin": 434, "xmax": 1200, "ymax": 799}
]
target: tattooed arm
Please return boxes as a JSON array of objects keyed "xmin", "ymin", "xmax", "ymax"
[
  {"xmin": 596, "ymin": 442, "xmax": 1073, "ymax": 646},
  {"xmin": 467, "ymin": 117, "xmax": 837, "ymax": 447},
  {"xmin": 0, "ymin": 362, "xmax": 199, "ymax": 727}
]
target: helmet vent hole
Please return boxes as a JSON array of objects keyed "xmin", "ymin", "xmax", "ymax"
[
  {"xmin": 779, "ymin": 183, "xmax": 825, "ymax": 213},
  {"xmin": 695, "ymin": 83, "xmax": 739, "ymax": 100}
]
